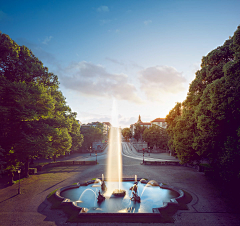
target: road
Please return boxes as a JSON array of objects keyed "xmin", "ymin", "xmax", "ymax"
[{"xmin": 72, "ymin": 141, "xmax": 179, "ymax": 163}]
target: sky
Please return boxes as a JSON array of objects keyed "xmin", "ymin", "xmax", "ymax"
[{"xmin": 1, "ymin": 0, "xmax": 240, "ymax": 127}]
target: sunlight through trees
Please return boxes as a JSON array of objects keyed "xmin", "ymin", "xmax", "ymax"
[{"xmin": 166, "ymin": 26, "xmax": 240, "ymax": 183}]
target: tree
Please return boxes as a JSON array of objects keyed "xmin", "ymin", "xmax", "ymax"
[
  {"xmin": 81, "ymin": 126, "xmax": 103, "ymax": 150},
  {"xmin": 143, "ymin": 125, "xmax": 168, "ymax": 149},
  {"xmin": 0, "ymin": 32, "xmax": 83, "ymax": 177},
  {"xmin": 166, "ymin": 26, "xmax": 240, "ymax": 183},
  {"xmin": 165, "ymin": 102, "xmax": 182, "ymax": 156},
  {"xmin": 95, "ymin": 122, "xmax": 104, "ymax": 132},
  {"xmin": 69, "ymin": 114, "xmax": 84, "ymax": 152},
  {"xmin": 134, "ymin": 124, "xmax": 146, "ymax": 142},
  {"xmin": 193, "ymin": 27, "xmax": 240, "ymax": 181},
  {"xmin": 122, "ymin": 128, "xmax": 132, "ymax": 142},
  {"xmin": 173, "ymin": 106, "xmax": 200, "ymax": 164}
]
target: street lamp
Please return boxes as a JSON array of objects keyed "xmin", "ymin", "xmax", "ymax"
[
  {"xmin": 142, "ymin": 148, "xmax": 145, "ymax": 164},
  {"xmin": 90, "ymin": 146, "xmax": 92, "ymax": 156},
  {"xmin": 18, "ymin": 169, "xmax": 21, "ymax": 194},
  {"xmin": 95, "ymin": 152, "xmax": 97, "ymax": 164}
]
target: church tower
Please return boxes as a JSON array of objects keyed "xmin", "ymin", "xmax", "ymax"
[{"xmin": 137, "ymin": 115, "xmax": 142, "ymax": 124}]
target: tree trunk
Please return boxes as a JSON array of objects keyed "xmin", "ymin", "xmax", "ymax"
[
  {"xmin": 8, "ymin": 171, "xmax": 14, "ymax": 185},
  {"xmin": 53, "ymin": 155, "xmax": 56, "ymax": 162},
  {"xmin": 25, "ymin": 157, "xmax": 29, "ymax": 178}
]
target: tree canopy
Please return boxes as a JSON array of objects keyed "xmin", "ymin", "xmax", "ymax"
[
  {"xmin": 134, "ymin": 124, "xmax": 146, "ymax": 142},
  {"xmin": 80, "ymin": 126, "xmax": 103, "ymax": 150},
  {"xmin": 122, "ymin": 128, "xmax": 132, "ymax": 142},
  {"xmin": 143, "ymin": 125, "xmax": 168, "ymax": 149},
  {"xmin": 166, "ymin": 26, "xmax": 240, "ymax": 183},
  {"xmin": 0, "ymin": 32, "xmax": 83, "ymax": 177}
]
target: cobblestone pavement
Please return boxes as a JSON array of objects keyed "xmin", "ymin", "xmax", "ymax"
[{"xmin": 0, "ymin": 143, "xmax": 239, "ymax": 226}]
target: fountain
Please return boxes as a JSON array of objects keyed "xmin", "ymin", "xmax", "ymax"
[
  {"xmin": 106, "ymin": 98, "xmax": 124, "ymax": 197},
  {"xmin": 51, "ymin": 99, "xmax": 190, "ymax": 222},
  {"xmin": 57, "ymin": 178, "xmax": 184, "ymax": 214}
]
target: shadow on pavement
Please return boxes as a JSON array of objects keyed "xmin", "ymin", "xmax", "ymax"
[
  {"xmin": 37, "ymin": 179, "xmax": 67, "ymax": 195},
  {"xmin": 0, "ymin": 194, "xmax": 19, "ymax": 204},
  {"xmin": 37, "ymin": 198, "xmax": 68, "ymax": 226}
]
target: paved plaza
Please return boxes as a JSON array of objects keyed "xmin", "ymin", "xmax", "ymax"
[{"xmin": 0, "ymin": 143, "xmax": 239, "ymax": 225}]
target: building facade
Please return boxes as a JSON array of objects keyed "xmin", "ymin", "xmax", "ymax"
[
  {"xmin": 151, "ymin": 118, "xmax": 167, "ymax": 128},
  {"xmin": 102, "ymin": 122, "xmax": 111, "ymax": 135},
  {"xmin": 130, "ymin": 116, "xmax": 167, "ymax": 135}
]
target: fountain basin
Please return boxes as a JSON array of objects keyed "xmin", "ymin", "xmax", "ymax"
[{"xmin": 55, "ymin": 178, "xmax": 184, "ymax": 215}]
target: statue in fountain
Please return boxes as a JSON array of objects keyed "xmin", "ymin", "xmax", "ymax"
[
  {"xmin": 130, "ymin": 184, "xmax": 141, "ymax": 203},
  {"xmin": 101, "ymin": 181, "xmax": 107, "ymax": 192},
  {"xmin": 97, "ymin": 190, "xmax": 105, "ymax": 203}
]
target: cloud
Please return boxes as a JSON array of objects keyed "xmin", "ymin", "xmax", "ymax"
[
  {"xmin": 144, "ymin": 20, "xmax": 152, "ymax": 25},
  {"xmin": 119, "ymin": 116, "xmax": 136, "ymax": 127},
  {"xmin": 129, "ymin": 61, "xmax": 144, "ymax": 70},
  {"xmin": 97, "ymin": 6, "xmax": 109, "ymax": 12},
  {"xmin": 105, "ymin": 57, "xmax": 124, "ymax": 66},
  {"xmin": 42, "ymin": 36, "xmax": 53, "ymax": 45},
  {"xmin": 100, "ymin": 19, "xmax": 111, "ymax": 25},
  {"xmin": 79, "ymin": 113, "xmax": 137, "ymax": 128},
  {"xmin": 59, "ymin": 61, "xmax": 143, "ymax": 104},
  {"xmin": 105, "ymin": 57, "xmax": 144, "ymax": 70},
  {"xmin": 78, "ymin": 112, "xmax": 111, "ymax": 125},
  {"xmin": 139, "ymin": 66, "xmax": 186, "ymax": 101}
]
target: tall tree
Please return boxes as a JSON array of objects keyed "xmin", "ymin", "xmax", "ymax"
[
  {"xmin": 80, "ymin": 126, "xmax": 103, "ymax": 150},
  {"xmin": 134, "ymin": 124, "xmax": 146, "ymax": 142},
  {"xmin": 165, "ymin": 102, "xmax": 182, "ymax": 155},
  {"xmin": 0, "ymin": 32, "xmax": 83, "ymax": 177},
  {"xmin": 122, "ymin": 128, "xmax": 132, "ymax": 142},
  {"xmin": 166, "ymin": 26, "xmax": 240, "ymax": 183},
  {"xmin": 143, "ymin": 125, "xmax": 168, "ymax": 149}
]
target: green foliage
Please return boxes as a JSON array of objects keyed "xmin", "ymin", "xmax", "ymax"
[
  {"xmin": 122, "ymin": 128, "xmax": 132, "ymax": 142},
  {"xmin": 166, "ymin": 26, "xmax": 240, "ymax": 183},
  {"xmin": 0, "ymin": 32, "xmax": 83, "ymax": 175},
  {"xmin": 80, "ymin": 126, "xmax": 103, "ymax": 149},
  {"xmin": 134, "ymin": 123, "xmax": 146, "ymax": 142},
  {"xmin": 69, "ymin": 116, "xmax": 84, "ymax": 152},
  {"xmin": 165, "ymin": 102, "xmax": 182, "ymax": 155},
  {"xmin": 143, "ymin": 125, "xmax": 168, "ymax": 149}
]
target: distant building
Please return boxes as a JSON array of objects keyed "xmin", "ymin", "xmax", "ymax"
[
  {"xmin": 80, "ymin": 124, "xmax": 91, "ymax": 133},
  {"xmin": 102, "ymin": 122, "xmax": 111, "ymax": 135},
  {"xmin": 130, "ymin": 116, "xmax": 167, "ymax": 136},
  {"xmin": 88, "ymin": 121, "xmax": 101, "ymax": 127},
  {"xmin": 151, "ymin": 118, "xmax": 167, "ymax": 128},
  {"xmin": 130, "ymin": 115, "xmax": 151, "ymax": 135}
]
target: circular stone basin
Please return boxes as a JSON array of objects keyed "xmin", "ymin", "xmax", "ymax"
[{"xmin": 60, "ymin": 180, "xmax": 180, "ymax": 213}]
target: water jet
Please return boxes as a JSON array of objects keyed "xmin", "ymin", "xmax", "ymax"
[{"xmin": 50, "ymin": 99, "xmax": 191, "ymax": 222}]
